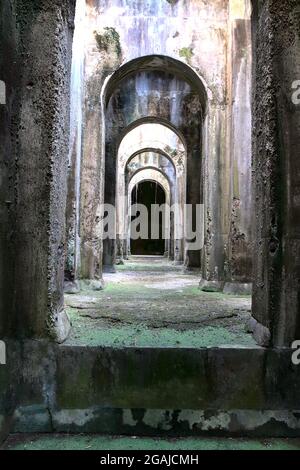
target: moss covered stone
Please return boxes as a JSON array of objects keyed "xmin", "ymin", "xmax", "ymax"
[
  {"xmin": 179, "ymin": 47, "xmax": 194, "ymax": 63},
  {"xmin": 94, "ymin": 27, "xmax": 122, "ymax": 59}
]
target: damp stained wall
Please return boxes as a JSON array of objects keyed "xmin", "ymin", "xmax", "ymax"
[
  {"xmin": 251, "ymin": 0, "xmax": 300, "ymax": 346},
  {"xmin": 0, "ymin": 0, "xmax": 76, "ymax": 344},
  {"xmin": 0, "ymin": 0, "xmax": 19, "ymax": 441}
]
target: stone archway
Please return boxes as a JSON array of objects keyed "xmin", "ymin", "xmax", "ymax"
[
  {"xmin": 128, "ymin": 170, "xmax": 171, "ymax": 258},
  {"xmin": 116, "ymin": 122, "xmax": 186, "ymax": 264},
  {"xmin": 2, "ymin": 0, "xmax": 300, "ymax": 442},
  {"xmin": 102, "ymin": 55, "xmax": 207, "ymax": 272}
]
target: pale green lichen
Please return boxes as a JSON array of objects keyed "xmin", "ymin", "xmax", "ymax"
[
  {"xmin": 94, "ymin": 27, "xmax": 122, "ymax": 59},
  {"xmin": 64, "ymin": 259, "xmax": 255, "ymax": 348},
  {"xmin": 179, "ymin": 47, "xmax": 194, "ymax": 63}
]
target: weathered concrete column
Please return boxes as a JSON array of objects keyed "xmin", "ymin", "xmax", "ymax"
[
  {"xmin": 11, "ymin": 0, "xmax": 76, "ymax": 341},
  {"xmin": 80, "ymin": 78, "xmax": 106, "ymax": 277},
  {"xmin": 0, "ymin": 0, "xmax": 18, "ymax": 338},
  {"xmin": 185, "ymin": 141, "xmax": 203, "ymax": 269},
  {"xmin": 64, "ymin": 0, "xmax": 85, "ymax": 290},
  {"xmin": 200, "ymin": 106, "xmax": 230, "ymax": 290},
  {"xmin": 79, "ymin": 2, "xmax": 122, "ymax": 278},
  {"xmin": 224, "ymin": 0, "xmax": 253, "ymax": 296},
  {"xmin": 116, "ymin": 173, "xmax": 128, "ymax": 264},
  {"xmin": 103, "ymin": 155, "xmax": 117, "ymax": 272},
  {"xmin": 174, "ymin": 167, "xmax": 186, "ymax": 264},
  {"xmin": 252, "ymin": 0, "xmax": 300, "ymax": 346}
]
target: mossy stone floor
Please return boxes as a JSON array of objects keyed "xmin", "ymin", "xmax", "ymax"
[
  {"xmin": 65, "ymin": 257, "xmax": 257, "ymax": 348},
  {"xmin": 3, "ymin": 434, "xmax": 300, "ymax": 450}
]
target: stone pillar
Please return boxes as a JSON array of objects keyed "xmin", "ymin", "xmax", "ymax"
[
  {"xmin": 252, "ymin": 0, "xmax": 300, "ymax": 346},
  {"xmin": 103, "ymin": 164, "xmax": 117, "ymax": 272},
  {"xmin": 175, "ymin": 169, "xmax": 186, "ymax": 264},
  {"xmin": 200, "ymin": 106, "xmax": 230, "ymax": 291},
  {"xmin": 116, "ymin": 179, "xmax": 127, "ymax": 264},
  {"xmin": 11, "ymin": 0, "xmax": 76, "ymax": 341},
  {"xmin": 224, "ymin": 0, "xmax": 253, "ymax": 296},
  {"xmin": 80, "ymin": 76, "xmax": 105, "ymax": 278},
  {"xmin": 64, "ymin": 0, "xmax": 85, "ymax": 292},
  {"xmin": 0, "ymin": 0, "xmax": 19, "ymax": 339},
  {"xmin": 168, "ymin": 208, "xmax": 174, "ymax": 261},
  {"xmin": 186, "ymin": 141, "xmax": 203, "ymax": 269}
]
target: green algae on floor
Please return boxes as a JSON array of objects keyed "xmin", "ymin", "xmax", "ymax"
[
  {"xmin": 64, "ymin": 257, "xmax": 256, "ymax": 348},
  {"xmin": 3, "ymin": 434, "xmax": 300, "ymax": 451},
  {"xmin": 66, "ymin": 311, "xmax": 257, "ymax": 348}
]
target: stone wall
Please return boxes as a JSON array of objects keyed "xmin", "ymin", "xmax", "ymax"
[
  {"xmin": 4, "ymin": 340, "xmax": 300, "ymax": 437},
  {"xmin": 0, "ymin": 0, "xmax": 76, "ymax": 342},
  {"xmin": 14, "ymin": 0, "xmax": 76, "ymax": 341},
  {"xmin": 0, "ymin": 0, "xmax": 300, "ymax": 439},
  {"xmin": 0, "ymin": 0, "xmax": 76, "ymax": 440},
  {"xmin": 227, "ymin": 0, "xmax": 253, "ymax": 285},
  {"xmin": 252, "ymin": 0, "xmax": 300, "ymax": 346},
  {"xmin": 0, "ymin": 0, "xmax": 19, "ymax": 340},
  {"xmin": 0, "ymin": 0, "xmax": 19, "ymax": 441}
]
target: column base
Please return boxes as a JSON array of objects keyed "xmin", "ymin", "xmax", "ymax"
[
  {"xmin": 103, "ymin": 265, "xmax": 116, "ymax": 274},
  {"xmin": 173, "ymin": 260, "xmax": 184, "ymax": 266},
  {"xmin": 52, "ymin": 309, "xmax": 71, "ymax": 344},
  {"xmin": 199, "ymin": 280, "xmax": 224, "ymax": 293},
  {"xmin": 246, "ymin": 316, "xmax": 271, "ymax": 347},
  {"xmin": 64, "ymin": 280, "xmax": 81, "ymax": 295},
  {"xmin": 80, "ymin": 279, "xmax": 105, "ymax": 291},
  {"xmin": 223, "ymin": 282, "xmax": 252, "ymax": 296}
]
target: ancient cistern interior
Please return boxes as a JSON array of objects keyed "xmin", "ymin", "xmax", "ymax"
[
  {"xmin": 1, "ymin": 0, "xmax": 300, "ymax": 442},
  {"xmin": 63, "ymin": 0, "xmax": 255, "ymax": 349}
]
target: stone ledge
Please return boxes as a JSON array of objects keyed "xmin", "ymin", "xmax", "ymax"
[
  {"xmin": 246, "ymin": 316, "xmax": 271, "ymax": 347},
  {"xmin": 2, "ymin": 340, "xmax": 300, "ymax": 437}
]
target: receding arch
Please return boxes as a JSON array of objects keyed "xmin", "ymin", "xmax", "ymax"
[
  {"xmin": 129, "ymin": 168, "xmax": 171, "ymax": 213},
  {"xmin": 129, "ymin": 176, "xmax": 169, "ymax": 257},
  {"xmin": 117, "ymin": 143, "xmax": 185, "ymax": 263},
  {"xmin": 118, "ymin": 122, "xmax": 186, "ymax": 178},
  {"xmin": 117, "ymin": 123, "xmax": 184, "ymax": 211},
  {"xmin": 116, "ymin": 121, "xmax": 187, "ymax": 265},
  {"xmin": 130, "ymin": 178, "xmax": 167, "ymax": 197},
  {"xmin": 103, "ymin": 54, "xmax": 206, "ymax": 270},
  {"xmin": 126, "ymin": 148, "xmax": 179, "ymax": 171},
  {"xmin": 103, "ymin": 55, "xmax": 209, "ymax": 116},
  {"xmin": 129, "ymin": 165, "xmax": 173, "ymax": 187},
  {"xmin": 116, "ymin": 117, "xmax": 188, "ymax": 153},
  {"xmin": 125, "ymin": 147, "xmax": 177, "ymax": 173}
]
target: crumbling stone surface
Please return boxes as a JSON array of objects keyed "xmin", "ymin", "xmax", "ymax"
[
  {"xmin": 64, "ymin": 258, "xmax": 254, "ymax": 348},
  {"xmin": 0, "ymin": 0, "xmax": 18, "ymax": 339},
  {"xmin": 1, "ymin": 0, "xmax": 300, "ymax": 441},
  {"xmin": 0, "ymin": 0, "xmax": 76, "ymax": 340},
  {"xmin": 1, "ymin": 338, "xmax": 300, "ymax": 437},
  {"xmin": 246, "ymin": 317, "xmax": 271, "ymax": 347},
  {"xmin": 252, "ymin": 0, "xmax": 300, "ymax": 346}
]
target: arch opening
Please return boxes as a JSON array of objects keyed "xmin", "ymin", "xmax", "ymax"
[
  {"xmin": 62, "ymin": 0, "xmax": 257, "ymax": 353},
  {"xmin": 130, "ymin": 180, "xmax": 167, "ymax": 257},
  {"xmin": 103, "ymin": 54, "xmax": 206, "ymax": 271},
  {"xmin": 116, "ymin": 122, "xmax": 186, "ymax": 264},
  {"xmin": 103, "ymin": 55, "xmax": 209, "ymax": 116}
]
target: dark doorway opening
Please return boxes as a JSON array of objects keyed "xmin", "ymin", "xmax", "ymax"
[{"xmin": 130, "ymin": 181, "xmax": 166, "ymax": 255}]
